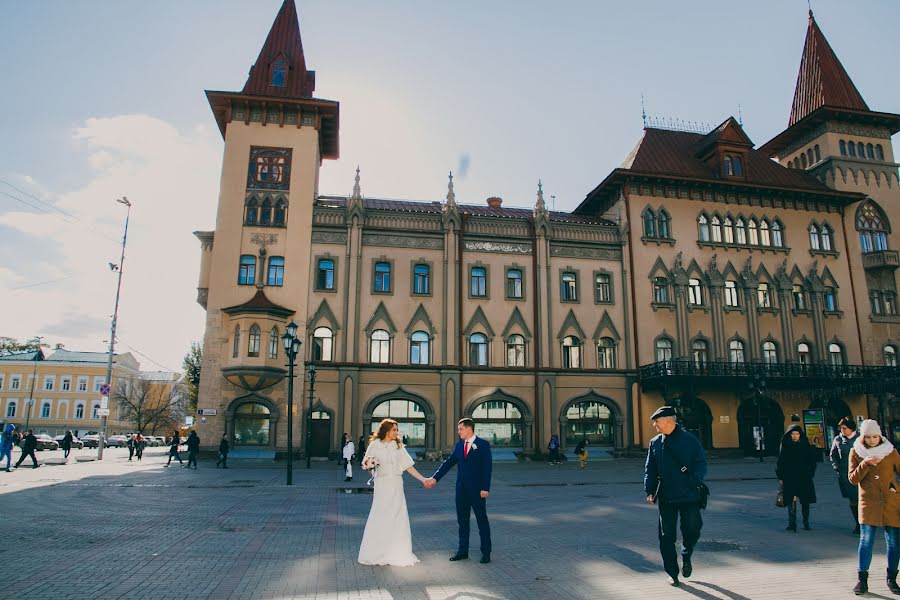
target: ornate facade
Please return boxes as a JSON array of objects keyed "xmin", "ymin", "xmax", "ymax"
[{"xmin": 193, "ymin": 3, "xmax": 899, "ymax": 458}]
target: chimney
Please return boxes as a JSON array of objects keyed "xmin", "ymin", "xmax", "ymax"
[
  {"xmin": 486, "ymin": 196, "xmax": 503, "ymax": 208},
  {"xmin": 55, "ymin": 343, "xmax": 64, "ymax": 350}
]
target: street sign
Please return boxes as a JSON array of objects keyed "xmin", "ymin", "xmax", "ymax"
[
  {"xmin": 100, "ymin": 384, "xmax": 111, "ymax": 396},
  {"xmin": 96, "ymin": 408, "xmax": 110, "ymax": 417},
  {"xmin": 197, "ymin": 408, "xmax": 217, "ymax": 416},
  {"xmin": 185, "ymin": 416, "xmax": 195, "ymax": 427},
  {"xmin": 200, "ymin": 417, "xmax": 207, "ymax": 424},
  {"xmin": 100, "ymin": 396, "xmax": 109, "ymax": 409}
]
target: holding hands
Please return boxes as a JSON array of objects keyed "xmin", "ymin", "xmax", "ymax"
[{"xmin": 423, "ymin": 477, "xmax": 437, "ymax": 489}]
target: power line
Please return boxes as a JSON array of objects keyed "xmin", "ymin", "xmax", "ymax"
[
  {"xmin": 1, "ymin": 180, "xmax": 82, "ymax": 222},
  {"xmin": 119, "ymin": 339, "xmax": 180, "ymax": 373},
  {"xmin": 8, "ymin": 276, "xmax": 74, "ymax": 292}
]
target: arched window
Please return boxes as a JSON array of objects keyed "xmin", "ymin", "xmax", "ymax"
[
  {"xmin": 41, "ymin": 402, "xmax": 51, "ymax": 418},
  {"xmin": 711, "ymin": 215, "xmax": 722, "ymax": 242},
  {"xmin": 732, "ymin": 156, "xmax": 743, "ymax": 176},
  {"xmin": 561, "ymin": 272, "xmax": 577, "ymax": 301},
  {"xmin": 507, "ymin": 334, "xmax": 526, "ymax": 367},
  {"xmin": 801, "ymin": 153, "xmax": 807, "ymax": 168},
  {"xmin": 313, "ymin": 327, "xmax": 333, "ymax": 362},
  {"xmin": 748, "ymin": 219, "xmax": 759, "ymax": 245},
  {"xmin": 724, "ymin": 156, "xmax": 733, "ymax": 176},
  {"xmin": 245, "ymin": 198, "xmax": 259, "ymax": 225},
  {"xmin": 692, "ymin": 339, "xmax": 708, "ymax": 367},
  {"xmin": 856, "ymin": 202, "xmax": 890, "ymax": 253},
  {"xmin": 807, "ymin": 149, "xmax": 814, "ymax": 165},
  {"xmin": 657, "ymin": 210, "xmax": 671, "ymax": 239},
  {"xmin": 317, "ymin": 259, "xmax": 335, "ymax": 290},
  {"xmin": 273, "ymin": 199, "xmax": 286, "ymax": 226},
  {"xmin": 656, "ymin": 338, "xmax": 673, "ymax": 362},
  {"xmin": 597, "ymin": 337, "xmax": 616, "ymax": 369},
  {"xmin": 565, "ymin": 400, "xmax": 614, "ymax": 447},
  {"xmin": 370, "ymin": 329, "xmax": 390, "ymax": 363},
  {"xmin": 268, "ymin": 326, "xmax": 278, "ymax": 359},
  {"xmin": 374, "ymin": 262, "xmax": 392, "ymax": 292},
  {"xmin": 809, "ymin": 223, "xmax": 821, "ymax": 250},
  {"xmin": 820, "ymin": 224, "xmax": 833, "ymax": 251},
  {"xmin": 6, "ymin": 401, "xmax": 16, "ymax": 418},
  {"xmin": 413, "ymin": 264, "xmax": 430, "ymax": 295},
  {"xmin": 884, "ymin": 345, "xmax": 898, "ymax": 367},
  {"xmin": 470, "ymin": 266, "xmax": 487, "ymax": 297},
  {"xmin": 698, "ymin": 214, "xmax": 710, "ymax": 242},
  {"xmin": 238, "ymin": 255, "xmax": 256, "ymax": 285},
  {"xmin": 794, "ymin": 158, "xmax": 801, "ymax": 169},
  {"xmin": 792, "ymin": 284, "xmax": 806, "ymax": 310},
  {"xmin": 729, "ymin": 339, "xmax": 745, "ymax": 364},
  {"xmin": 469, "ymin": 333, "xmax": 488, "ymax": 366},
  {"xmin": 652, "ymin": 277, "xmax": 669, "ymax": 304},
  {"xmin": 824, "ymin": 286, "xmax": 838, "ymax": 311},
  {"xmin": 410, "ymin": 331, "xmax": 430, "ymax": 365},
  {"xmin": 848, "ymin": 141, "xmax": 857, "ymax": 157},
  {"xmin": 234, "ymin": 402, "xmax": 272, "ymax": 446},
  {"xmin": 92, "ymin": 404, "xmax": 100, "ymax": 419},
  {"xmin": 724, "ymin": 280, "xmax": 739, "ymax": 307},
  {"xmin": 643, "ymin": 208, "xmax": 656, "ymax": 238},
  {"xmin": 595, "ymin": 272, "xmax": 612, "ymax": 303},
  {"xmin": 232, "ymin": 325, "xmax": 241, "ymax": 358},
  {"xmin": 723, "ymin": 216, "xmax": 734, "ymax": 243},
  {"xmin": 735, "ymin": 217, "xmax": 747, "ymax": 244},
  {"xmin": 797, "ymin": 342, "xmax": 811, "ymax": 365},
  {"xmin": 757, "ymin": 282, "xmax": 772, "ymax": 308},
  {"xmin": 471, "ymin": 400, "xmax": 523, "ymax": 447},
  {"xmin": 506, "ymin": 268, "xmax": 523, "ymax": 299},
  {"xmin": 762, "ymin": 341, "xmax": 778, "ymax": 364},
  {"xmin": 248, "ymin": 324, "xmax": 261, "ymax": 357},
  {"xmin": 267, "ymin": 256, "xmax": 284, "ymax": 286},
  {"xmin": 259, "ymin": 198, "xmax": 272, "ymax": 226},
  {"xmin": 857, "ymin": 142, "xmax": 865, "ymax": 157},
  {"xmin": 371, "ymin": 399, "xmax": 427, "ymax": 447},
  {"xmin": 866, "ymin": 144, "xmax": 875, "ymax": 159},
  {"xmin": 688, "ymin": 278, "xmax": 703, "ymax": 305},
  {"xmin": 876, "ymin": 145, "xmax": 885, "ymax": 160},
  {"xmin": 814, "ymin": 145, "xmax": 821, "ymax": 162},
  {"xmin": 760, "ymin": 219, "xmax": 771, "ymax": 246},
  {"xmin": 839, "ymin": 140, "xmax": 847, "ymax": 155},
  {"xmin": 75, "ymin": 403, "xmax": 84, "ymax": 419},
  {"xmin": 562, "ymin": 336, "xmax": 581, "ymax": 368},
  {"xmin": 829, "ymin": 342, "xmax": 844, "ymax": 366},
  {"xmin": 271, "ymin": 57, "xmax": 287, "ymax": 87},
  {"xmin": 771, "ymin": 220, "xmax": 784, "ymax": 247}
]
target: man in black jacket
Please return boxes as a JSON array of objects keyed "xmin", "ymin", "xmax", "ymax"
[
  {"xmin": 185, "ymin": 431, "xmax": 200, "ymax": 469},
  {"xmin": 15, "ymin": 430, "xmax": 40, "ymax": 469},
  {"xmin": 644, "ymin": 406, "xmax": 708, "ymax": 587}
]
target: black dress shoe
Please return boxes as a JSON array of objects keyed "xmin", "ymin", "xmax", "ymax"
[
  {"xmin": 449, "ymin": 553, "xmax": 469, "ymax": 561},
  {"xmin": 480, "ymin": 555, "xmax": 491, "ymax": 564},
  {"xmin": 681, "ymin": 555, "xmax": 692, "ymax": 578},
  {"xmin": 668, "ymin": 575, "xmax": 680, "ymax": 587}
]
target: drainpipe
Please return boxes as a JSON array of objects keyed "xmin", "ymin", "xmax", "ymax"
[
  {"xmin": 622, "ymin": 185, "xmax": 644, "ymax": 446},
  {"xmin": 529, "ymin": 216, "xmax": 542, "ymax": 454}
]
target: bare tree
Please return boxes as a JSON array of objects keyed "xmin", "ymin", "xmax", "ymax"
[{"xmin": 114, "ymin": 376, "xmax": 187, "ymax": 435}]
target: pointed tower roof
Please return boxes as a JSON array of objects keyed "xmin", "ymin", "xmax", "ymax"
[
  {"xmin": 242, "ymin": 0, "xmax": 315, "ymax": 99},
  {"xmin": 788, "ymin": 11, "xmax": 868, "ymax": 126}
]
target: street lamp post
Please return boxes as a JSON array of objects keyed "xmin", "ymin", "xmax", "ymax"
[
  {"xmin": 306, "ymin": 362, "xmax": 316, "ymax": 469},
  {"xmin": 748, "ymin": 375, "xmax": 767, "ymax": 463},
  {"xmin": 98, "ymin": 197, "xmax": 131, "ymax": 460},
  {"xmin": 281, "ymin": 321, "xmax": 301, "ymax": 486},
  {"xmin": 23, "ymin": 336, "xmax": 44, "ymax": 433}
]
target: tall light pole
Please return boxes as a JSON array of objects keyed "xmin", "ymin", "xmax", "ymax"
[
  {"xmin": 306, "ymin": 362, "xmax": 316, "ymax": 469},
  {"xmin": 281, "ymin": 321, "xmax": 300, "ymax": 485},
  {"xmin": 98, "ymin": 197, "xmax": 131, "ymax": 460},
  {"xmin": 23, "ymin": 336, "xmax": 44, "ymax": 433}
]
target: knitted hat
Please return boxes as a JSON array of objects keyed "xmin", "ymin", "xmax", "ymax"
[{"xmin": 858, "ymin": 419, "xmax": 882, "ymax": 437}]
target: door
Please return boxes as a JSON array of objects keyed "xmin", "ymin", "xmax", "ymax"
[{"xmin": 310, "ymin": 419, "xmax": 330, "ymax": 457}]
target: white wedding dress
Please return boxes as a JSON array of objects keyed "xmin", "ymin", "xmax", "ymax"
[{"xmin": 357, "ymin": 439, "xmax": 420, "ymax": 566}]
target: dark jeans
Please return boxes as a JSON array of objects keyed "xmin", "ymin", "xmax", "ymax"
[
  {"xmin": 216, "ymin": 452, "xmax": 228, "ymax": 467},
  {"xmin": 15, "ymin": 449, "xmax": 38, "ymax": 468},
  {"xmin": 63, "ymin": 447, "xmax": 70, "ymax": 459},
  {"xmin": 128, "ymin": 446, "xmax": 135, "ymax": 460},
  {"xmin": 549, "ymin": 448, "xmax": 560, "ymax": 463},
  {"xmin": 135, "ymin": 446, "xmax": 143, "ymax": 460},
  {"xmin": 167, "ymin": 448, "xmax": 183, "ymax": 465},
  {"xmin": 658, "ymin": 502, "xmax": 702, "ymax": 577},
  {"xmin": 187, "ymin": 451, "xmax": 198, "ymax": 468},
  {"xmin": 456, "ymin": 489, "xmax": 491, "ymax": 556}
]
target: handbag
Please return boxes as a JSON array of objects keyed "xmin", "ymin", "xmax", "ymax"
[
  {"xmin": 775, "ymin": 483, "xmax": 786, "ymax": 508},
  {"xmin": 664, "ymin": 439, "xmax": 710, "ymax": 510}
]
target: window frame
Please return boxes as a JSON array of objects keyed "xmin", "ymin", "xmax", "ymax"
[
  {"xmin": 561, "ymin": 336, "xmax": 582, "ymax": 369},
  {"xmin": 560, "ymin": 270, "xmax": 579, "ymax": 303},
  {"xmin": 315, "ymin": 257, "xmax": 337, "ymax": 291},
  {"xmin": 248, "ymin": 324, "xmax": 261, "ymax": 358},
  {"xmin": 266, "ymin": 256, "xmax": 285, "ymax": 287},
  {"xmin": 594, "ymin": 270, "xmax": 613, "ymax": 304},
  {"xmin": 469, "ymin": 265, "xmax": 489, "ymax": 299},
  {"xmin": 505, "ymin": 267, "xmax": 525, "ymax": 300},
  {"xmin": 469, "ymin": 333, "xmax": 489, "ymax": 367},
  {"xmin": 369, "ymin": 329, "xmax": 391, "ymax": 364},
  {"xmin": 238, "ymin": 255, "xmax": 257, "ymax": 286},
  {"xmin": 506, "ymin": 334, "xmax": 526, "ymax": 367},
  {"xmin": 312, "ymin": 326, "xmax": 334, "ymax": 362},
  {"xmin": 373, "ymin": 260, "xmax": 394, "ymax": 295},
  {"xmin": 409, "ymin": 331, "xmax": 430, "ymax": 365},
  {"xmin": 411, "ymin": 262, "xmax": 432, "ymax": 296}
]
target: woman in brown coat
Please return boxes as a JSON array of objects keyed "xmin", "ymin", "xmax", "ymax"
[{"xmin": 848, "ymin": 419, "xmax": 899, "ymax": 595}]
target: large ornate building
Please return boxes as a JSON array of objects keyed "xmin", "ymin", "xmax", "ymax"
[{"xmin": 193, "ymin": 2, "xmax": 899, "ymax": 458}]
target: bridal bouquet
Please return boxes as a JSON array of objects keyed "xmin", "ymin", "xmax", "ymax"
[{"xmin": 362, "ymin": 456, "xmax": 380, "ymax": 486}]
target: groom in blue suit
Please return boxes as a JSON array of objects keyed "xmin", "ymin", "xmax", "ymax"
[{"xmin": 426, "ymin": 418, "xmax": 493, "ymax": 563}]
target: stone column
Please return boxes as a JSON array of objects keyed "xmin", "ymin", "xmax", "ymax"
[{"xmin": 708, "ymin": 281, "xmax": 726, "ymax": 360}]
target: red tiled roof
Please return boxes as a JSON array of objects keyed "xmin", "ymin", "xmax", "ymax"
[
  {"xmin": 242, "ymin": 0, "xmax": 315, "ymax": 99},
  {"xmin": 788, "ymin": 12, "xmax": 868, "ymax": 126}
]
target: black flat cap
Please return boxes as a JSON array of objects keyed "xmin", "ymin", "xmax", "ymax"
[{"xmin": 650, "ymin": 406, "xmax": 677, "ymax": 420}]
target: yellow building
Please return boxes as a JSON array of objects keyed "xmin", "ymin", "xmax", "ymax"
[
  {"xmin": 0, "ymin": 346, "xmax": 138, "ymax": 437},
  {"xmin": 193, "ymin": 2, "xmax": 900, "ymax": 458}
]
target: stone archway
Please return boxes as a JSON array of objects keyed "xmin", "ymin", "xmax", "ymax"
[
  {"xmin": 737, "ymin": 396, "xmax": 784, "ymax": 457},
  {"xmin": 466, "ymin": 389, "xmax": 533, "ymax": 451},
  {"xmin": 673, "ymin": 393, "xmax": 713, "ymax": 449},
  {"xmin": 559, "ymin": 391, "xmax": 624, "ymax": 451},
  {"xmin": 363, "ymin": 387, "xmax": 435, "ymax": 452},
  {"xmin": 226, "ymin": 393, "xmax": 280, "ymax": 448}
]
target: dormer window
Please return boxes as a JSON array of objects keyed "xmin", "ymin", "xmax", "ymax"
[
  {"xmin": 272, "ymin": 58, "xmax": 287, "ymax": 87},
  {"xmin": 724, "ymin": 155, "xmax": 743, "ymax": 176}
]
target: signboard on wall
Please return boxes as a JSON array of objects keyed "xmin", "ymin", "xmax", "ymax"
[{"xmin": 802, "ymin": 409, "xmax": 826, "ymax": 449}]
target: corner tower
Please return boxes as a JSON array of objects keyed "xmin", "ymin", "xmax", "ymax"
[{"xmin": 194, "ymin": 0, "xmax": 339, "ymax": 453}]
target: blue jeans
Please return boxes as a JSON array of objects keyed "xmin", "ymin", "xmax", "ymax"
[
  {"xmin": 858, "ymin": 524, "xmax": 899, "ymax": 572},
  {"xmin": 1, "ymin": 447, "xmax": 11, "ymax": 469}
]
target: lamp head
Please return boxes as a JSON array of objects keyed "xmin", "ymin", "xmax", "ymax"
[
  {"xmin": 281, "ymin": 331, "xmax": 293, "ymax": 351},
  {"xmin": 291, "ymin": 338, "xmax": 300, "ymax": 355},
  {"xmin": 116, "ymin": 196, "xmax": 131, "ymax": 207},
  {"xmin": 286, "ymin": 321, "xmax": 299, "ymax": 338}
]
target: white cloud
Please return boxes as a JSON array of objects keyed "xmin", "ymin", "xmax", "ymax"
[{"xmin": 2, "ymin": 114, "xmax": 222, "ymax": 371}]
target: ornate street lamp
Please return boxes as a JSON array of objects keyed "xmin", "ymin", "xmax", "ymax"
[
  {"xmin": 282, "ymin": 321, "xmax": 301, "ymax": 485},
  {"xmin": 748, "ymin": 375, "xmax": 767, "ymax": 463},
  {"xmin": 306, "ymin": 362, "xmax": 316, "ymax": 469}
]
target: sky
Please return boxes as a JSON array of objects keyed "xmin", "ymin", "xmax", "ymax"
[{"xmin": 1, "ymin": 0, "xmax": 899, "ymax": 373}]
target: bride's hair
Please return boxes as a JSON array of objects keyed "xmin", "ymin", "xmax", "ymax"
[{"xmin": 370, "ymin": 418, "xmax": 404, "ymax": 447}]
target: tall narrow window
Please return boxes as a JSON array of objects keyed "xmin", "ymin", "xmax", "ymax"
[
  {"xmin": 267, "ymin": 256, "xmax": 284, "ymax": 286},
  {"xmin": 313, "ymin": 327, "xmax": 334, "ymax": 362},
  {"xmin": 885, "ymin": 291, "xmax": 897, "ymax": 315},
  {"xmin": 724, "ymin": 156, "xmax": 733, "ymax": 176},
  {"xmin": 797, "ymin": 343, "xmax": 811, "ymax": 365},
  {"xmin": 245, "ymin": 198, "xmax": 259, "ymax": 225},
  {"xmin": 757, "ymin": 282, "xmax": 772, "ymax": 308},
  {"xmin": 506, "ymin": 334, "xmax": 526, "ymax": 367},
  {"xmin": 820, "ymin": 225, "xmax": 833, "ymax": 251},
  {"xmin": 772, "ymin": 220, "xmax": 784, "ymax": 247},
  {"xmin": 656, "ymin": 338, "xmax": 673, "ymax": 362},
  {"xmin": 232, "ymin": 325, "xmax": 240, "ymax": 358},
  {"xmin": 273, "ymin": 199, "xmax": 286, "ymax": 226},
  {"xmin": 824, "ymin": 287, "xmax": 837, "ymax": 311},
  {"xmin": 762, "ymin": 341, "xmax": 778, "ymax": 364},
  {"xmin": 732, "ymin": 156, "xmax": 743, "ymax": 176},
  {"xmin": 471, "ymin": 267, "xmax": 487, "ymax": 297},
  {"xmin": 41, "ymin": 402, "xmax": 51, "ymax": 419},
  {"xmin": 317, "ymin": 259, "xmax": 335, "ymax": 290},
  {"xmin": 643, "ymin": 209, "xmax": 657, "ymax": 238},
  {"xmin": 876, "ymin": 145, "xmax": 885, "ymax": 160},
  {"xmin": 814, "ymin": 145, "xmax": 821, "ymax": 162},
  {"xmin": 729, "ymin": 340, "xmax": 745, "ymax": 364},
  {"xmin": 370, "ymin": 329, "xmax": 390, "ymax": 363},
  {"xmin": 469, "ymin": 333, "xmax": 488, "ymax": 366},
  {"xmin": 653, "ymin": 277, "xmax": 669, "ymax": 304},
  {"xmin": 410, "ymin": 331, "xmax": 430, "ymax": 365},
  {"xmin": 507, "ymin": 269, "xmax": 523, "ymax": 299},
  {"xmin": 657, "ymin": 211, "xmax": 670, "ymax": 239},
  {"xmin": 561, "ymin": 272, "xmax": 577, "ymax": 301},
  {"xmin": 597, "ymin": 337, "xmax": 616, "ymax": 369},
  {"xmin": 75, "ymin": 403, "xmax": 84, "ymax": 419},
  {"xmin": 809, "ymin": 224, "xmax": 821, "ymax": 250},
  {"xmin": 848, "ymin": 142, "xmax": 857, "ymax": 157},
  {"xmin": 269, "ymin": 326, "xmax": 278, "ymax": 359},
  {"xmin": 248, "ymin": 325, "xmax": 261, "ymax": 357},
  {"xmin": 698, "ymin": 214, "xmax": 710, "ymax": 242},
  {"xmin": 688, "ymin": 278, "xmax": 703, "ymax": 305},
  {"xmin": 413, "ymin": 264, "xmax": 430, "ymax": 295},
  {"xmin": 748, "ymin": 219, "xmax": 759, "ymax": 245},
  {"xmin": 595, "ymin": 273, "xmax": 611, "ymax": 303},
  {"xmin": 857, "ymin": 202, "xmax": 890, "ymax": 254},
  {"xmin": 884, "ymin": 345, "xmax": 898, "ymax": 367},
  {"xmin": 829, "ymin": 343, "xmax": 844, "ymax": 366},
  {"xmin": 801, "ymin": 153, "xmax": 807, "ymax": 168},
  {"xmin": 259, "ymin": 198, "xmax": 273, "ymax": 225},
  {"xmin": 735, "ymin": 218, "xmax": 747, "ymax": 244},
  {"xmin": 374, "ymin": 262, "xmax": 391, "ymax": 293},
  {"xmin": 272, "ymin": 58, "xmax": 287, "ymax": 87},
  {"xmin": 724, "ymin": 280, "xmax": 739, "ymax": 307},
  {"xmin": 839, "ymin": 140, "xmax": 847, "ymax": 155},
  {"xmin": 792, "ymin": 284, "xmax": 806, "ymax": 310},
  {"xmin": 858, "ymin": 142, "xmax": 865, "ymax": 157},
  {"xmin": 807, "ymin": 149, "xmax": 814, "ymax": 165},
  {"xmin": 723, "ymin": 216, "xmax": 734, "ymax": 243},
  {"xmin": 562, "ymin": 336, "xmax": 581, "ymax": 368},
  {"xmin": 870, "ymin": 290, "xmax": 883, "ymax": 315},
  {"xmin": 866, "ymin": 144, "xmax": 874, "ymax": 159},
  {"xmin": 711, "ymin": 215, "xmax": 722, "ymax": 242},
  {"xmin": 238, "ymin": 255, "xmax": 256, "ymax": 285},
  {"xmin": 692, "ymin": 339, "xmax": 708, "ymax": 367},
  {"xmin": 6, "ymin": 402, "xmax": 15, "ymax": 418},
  {"xmin": 760, "ymin": 220, "xmax": 771, "ymax": 246}
]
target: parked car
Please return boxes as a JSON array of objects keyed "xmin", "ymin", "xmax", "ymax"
[
  {"xmin": 53, "ymin": 435, "xmax": 84, "ymax": 449},
  {"xmin": 105, "ymin": 435, "xmax": 129, "ymax": 448},
  {"xmin": 81, "ymin": 434, "xmax": 101, "ymax": 448},
  {"xmin": 147, "ymin": 436, "xmax": 163, "ymax": 447},
  {"xmin": 34, "ymin": 434, "xmax": 59, "ymax": 451}
]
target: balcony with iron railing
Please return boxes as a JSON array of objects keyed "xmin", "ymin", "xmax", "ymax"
[
  {"xmin": 639, "ymin": 359, "xmax": 900, "ymax": 394},
  {"xmin": 862, "ymin": 249, "xmax": 900, "ymax": 271}
]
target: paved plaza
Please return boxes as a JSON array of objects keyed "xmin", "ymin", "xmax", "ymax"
[{"xmin": 0, "ymin": 446, "xmax": 885, "ymax": 600}]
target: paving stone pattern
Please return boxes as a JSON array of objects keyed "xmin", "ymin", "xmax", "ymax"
[{"xmin": 0, "ymin": 447, "xmax": 884, "ymax": 599}]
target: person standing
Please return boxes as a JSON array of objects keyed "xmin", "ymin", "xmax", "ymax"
[
  {"xmin": 216, "ymin": 434, "xmax": 230, "ymax": 468},
  {"xmin": 185, "ymin": 431, "xmax": 200, "ymax": 469},
  {"xmin": 848, "ymin": 419, "xmax": 899, "ymax": 595},
  {"xmin": 548, "ymin": 434, "xmax": 561, "ymax": 465},
  {"xmin": 343, "ymin": 437, "xmax": 355, "ymax": 481},
  {"xmin": 14, "ymin": 430, "xmax": 40, "ymax": 469},
  {"xmin": 165, "ymin": 430, "xmax": 184, "ymax": 467},
  {"xmin": 1, "ymin": 424, "xmax": 15, "ymax": 472},
  {"xmin": 575, "ymin": 438, "xmax": 589, "ymax": 469},
  {"xmin": 644, "ymin": 406, "xmax": 707, "ymax": 587},
  {"xmin": 61, "ymin": 430, "xmax": 73, "ymax": 462},
  {"xmin": 126, "ymin": 434, "xmax": 135, "ymax": 461},
  {"xmin": 777, "ymin": 425, "xmax": 817, "ymax": 532},
  {"xmin": 134, "ymin": 433, "xmax": 145, "ymax": 461},
  {"xmin": 357, "ymin": 435, "xmax": 366, "ymax": 465},
  {"xmin": 830, "ymin": 417, "xmax": 861, "ymax": 533}
]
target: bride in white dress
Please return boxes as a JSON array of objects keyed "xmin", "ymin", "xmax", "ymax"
[{"xmin": 358, "ymin": 418, "xmax": 429, "ymax": 566}]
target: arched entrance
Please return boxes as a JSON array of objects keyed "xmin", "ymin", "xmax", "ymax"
[
  {"xmin": 560, "ymin": 392, "xmax": 621, "ymax": 451},
  {"xmin": 309, "ymin": 408, "xmax": 332, "ymax": 457},
  {"xmin": 364, "ymin": 388, "xmax": 435, "ymax": 452},
  {"xmin": 467, "ymin": 390, "xmax": 531, "ymax": 451},
  {"xmin": 233, "ymin": 402, "xmax": 273, "ymax": 446},
  {"xmin": 737, "ymin": 397, "xmax": 784, "ymax": 457},
  {"xmin": 673, "ymin": 394, "xmax": 713, "ymax": 449}
]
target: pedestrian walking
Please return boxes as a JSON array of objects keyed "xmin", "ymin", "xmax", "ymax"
[
  {"xmin": 61, "ymin": 430, "xmax": 73, "ymax": 461},
  {"xmin": 340, "ymin": 432, "xmax": 349, "ymax": 467},
  {"xmin": 165, "ymin": 430, "xmax": 184, "ymax": 467},
  {"xmin": 357, "ymin": 435, "xmax": 366, "ymax": 465},
  {"xmin": 14, "ymin": 430, "xmax": 40, "ymax": 469},
  {"xmin": 185, "ymin": 431, "xmax": 200, "ymax": 469},
  {"xmin": 848, "ymin": 419, "xmax": 899, "ymax": 595},
  {"xmin": 127, "ymin": 434, "xmax": 135, "ymax": 461},
  {"xmin": 216, "ymin": 434, "xmax": 230, "ymax": 468},
  {"xmin": 1, "ymin": 424, "xmax": 15, "ymax": 472},
  {"xmin": 343, "ymin": 438, "xmax": 355, "ymax": 481},
  {"xmin": 644, "ymin": 406, "xmax": 708, "ymax": 587},
  {"xmin": 548, "ymin": 434, "xmax": 561, "ymax": 465},
  {"xmin": 575, "ymin": 438, "xmax": 589, "ymax": 469},
  {"xmin": 777, "ymin": 424, "xmax": 817, "ymax": 532},
  {"xmin": 830, "ymin": 417, "xmax": 861, "ymax": 533},
  {"xmin": 134, "ymin": 434, "xmax": 145, "ymax": 461}
]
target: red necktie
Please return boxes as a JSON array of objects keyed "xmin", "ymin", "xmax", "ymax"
[{"xmin": 464, "ymin": 440, "xmax": 469, "ymax": 458}]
